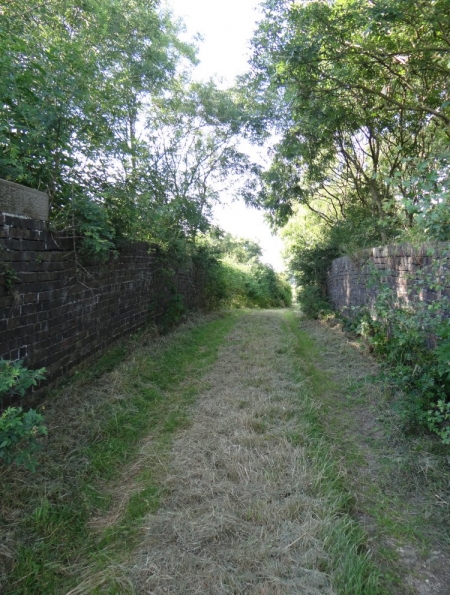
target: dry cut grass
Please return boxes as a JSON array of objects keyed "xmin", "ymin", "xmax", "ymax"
[
  {"xmin": 1, "ymin": 312, "xmax": 238, "ymax": 595},
  {"xmin": 127, "ymin": 311, "xmax": 374, "ymax": 594}
]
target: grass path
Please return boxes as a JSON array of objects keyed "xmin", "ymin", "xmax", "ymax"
[
  {"xmin": 125, "ymin": 309, "xmax": 379, "ymax": 595},
  {"xmin": 297, "ymin": 318, "xmax": 450, "ymax": 595},
  {"xmin": 2, "ymin": 309, "xmax": 450, "ymax": 594}
]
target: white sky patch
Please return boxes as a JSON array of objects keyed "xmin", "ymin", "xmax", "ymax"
[
  {"xmin": 169, "ymin": 0, "xmax": 262, "ymax": 87},
  {"xmin": 167, "ymin": 0, "xmax": 285, "ymax": 271}
]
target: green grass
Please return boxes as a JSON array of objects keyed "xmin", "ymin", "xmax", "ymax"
[
  {"xmin": 282, "ymin": 310, "xmax": 450, "ymax": 593},
  {"xmin": 2, "ymin": 312, "xmax": 240, "ymax": 595},
  {"xmin": 281, "ymin": 310, "xmax": 388, "ymax": 594},
  {"xmin": 4, "ymin": 308, "xmax": 446, "ymax": 594}
]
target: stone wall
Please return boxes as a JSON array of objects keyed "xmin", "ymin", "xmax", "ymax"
[
  {"xmin": 327, "ymin": 243, "xmax": 449, "ymax": 316},
  {"xmin": 0, "ymin": 213, "xmax": 206, "ymax": 397}
]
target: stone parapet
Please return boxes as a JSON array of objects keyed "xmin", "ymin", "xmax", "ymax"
[{"xmin": 327, "ymin": 243, "xmax": 450, "ymax": 316}]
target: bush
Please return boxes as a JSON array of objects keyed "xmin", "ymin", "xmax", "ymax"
[
  {"xmin": 219, "ymin": 258, "xmax": 292, "ymax": 308},
  {"xmin": 0, "ymin": 360, "xmax": 46, "ymax": 396},
  {"xmin": 0, "ymin": 407, "xmax": 47, "ymax": 471},
  {"xmin": 196, "ymin": 232, "xmax": 292, "ymax": 309},
  {"xmin": 191, "ymin": 245, "xmax": 228, "ymax": 309},
  {"xmin": 0, "ymin": 360, "xmax": 47, "ymax": 471},
  {"xmin": 297, "ymin": 285, "xmax": 332, "ymax": 319},
  {"xmin": 352, "ymin": 261, "xmax": 450, "ymax": 442}
]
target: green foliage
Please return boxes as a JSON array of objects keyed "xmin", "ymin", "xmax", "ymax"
[
  {"xmin": 205, "ymin": 230, "xmax": 263, "ymax": 263},
  {"xmin": 280, "ymin": 207, "xmax": 341, "ymax": 316},
  {"xmin": 0, "ymin": 1, "xmax": 256, "ymax": 256},
  {"xmin": 351, "ymin": 261, "xmax": 450, "ymax": 443},
  {"xmin": 0, "ymin": 0, "xmax": 192, "ymax": 193},
  {"xmin": 0, "ymin": 360, "xmax": 46, "ymax": 398},
  {"xmin": 243, "ymin": 0, "xmax": 450, "ymax": 264},
  {"xmin": 2, "ymin": 263, "xmax": 19, "ymax": 292},
  {"xmin": 129, "ymin": 83, "xmax": 255, "ymax": 246},
  {"xmin": 0, "ymin": 407, "xmax": 47, "ymax": 471},
  {"xmin": 279, "ymin": 199, "xmax": 400, "ymax": 318},
  {"xmin": 238, "ymin": 0, "xmax": 450, "ymax": 331},
  {"xmin": 427, "ymin": 400, "xmax": 450, "ymax": 445},
  {"xmin": 296, "ymin": 285, "xmax": 333, "ymax": 320},
  {"xmin": 151, "ymin": 232, "xmax": 286, "ymax": 334},
  {"xmin": 218, "ymin": 257, "xmax": 291, "ymax": 308},
  {"xmin": 199, "ymin": 231, "xmax": 292, "ymax": 309},
  {"xmin": 390, "ymin": 152, "xmax": 450, "ymax": 242},
  {"xmin": 0, "ymin": 360, "xmax": 47, "ymax": 470},
  {"xmin": 51, "ymin": 196, "xmax": 117, "ymax": 263},
  {"xmin": 159, "ymin": 292, "xmax": 186, "ymax": 333},
  {"xmin": 191, "ymin": 245, "xmax": 228, "ymax": 309}
]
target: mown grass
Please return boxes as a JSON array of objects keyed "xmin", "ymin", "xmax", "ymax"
[
  {"xmin": 4, "ymin": 307, "xmax": 446, "ymax": 594},
  {"xmin": 281, "ymin": 310, "xmax": 386, "ymax": 595},
  {"xmin": 283, "ymin": 310, "xmax": 450, "ymax": 593},
  {"xmin": 122, "ymin": 308, "xmax": 382, "ymax": 594},
  {"xmin": 1, "ymin": 312, "xmax": 239, "ymax": 595}
]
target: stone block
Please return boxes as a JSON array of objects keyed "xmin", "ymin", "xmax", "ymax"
[{"xmin": 0, "ymin": 179, "xmax": 49, "ymax": 221}]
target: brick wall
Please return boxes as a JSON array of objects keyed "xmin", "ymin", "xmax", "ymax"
[
  {"xmin": 0, "ymin": 214, "xmax": 206, "ymax": 396},
  {"xmin": 327, "ymin": 243, "xmax": 450, "ymax": 316}
]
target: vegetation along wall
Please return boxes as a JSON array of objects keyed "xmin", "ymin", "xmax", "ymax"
[
  {"xmin": 327, "ymin": 244, "xmax": 450, "ymax": 317},
  {"xmin": 0, "ymin": 213, "xmax": 207, "ymax": 393}
]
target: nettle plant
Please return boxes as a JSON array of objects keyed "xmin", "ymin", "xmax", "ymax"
[
  {"xmin": 352, "ymin": 250, "xmax": 450, "ymax": 443},
  {"xmin": 0, "ymin": 360, "xmax": 47, "ymax": 471}
]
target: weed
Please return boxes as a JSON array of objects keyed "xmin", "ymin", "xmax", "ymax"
[
  {"xmin": 0, "ymin": 360, "xmax": 47, "ymax": 470},
  {"xmin": 350, "ymin": 258, "xmax": 450, "ymax": 442},
  {"xmin": 2, "ymin": 263, "xmax": 19, "ymax": 292}
]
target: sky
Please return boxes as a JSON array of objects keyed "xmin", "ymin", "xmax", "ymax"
[{"xmin": 166, "ymin": 0, "xmax": 285, "ymax": 271}]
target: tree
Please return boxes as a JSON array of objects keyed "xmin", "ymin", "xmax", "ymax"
[
  {"xmin": 102, "ymin": 82, "xmax": 255, "ymax": 246},
  {"xmin": 0, "ymin": 0, "xmax": 194, "ymax": 214},
  {"xmin": 243, "ymin": 0, "xmax": 450, "ymax": 238},
  {"xmin": 204, "ymin": 229, "xmax": 263, "ymax": 263},
  {"xmin": 1, "ymin": 2, "xmax": 258, "ymax": 255}
]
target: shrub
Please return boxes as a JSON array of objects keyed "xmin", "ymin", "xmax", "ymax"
[
  {"xmin": 0, "ymin": 407, "xmax": 47, "ymax": 471},
  {"xmin": 0, "ymin": 360, "xmax": 46, "ymax": 397},
  {"xmin": 197, "ymin": 232, "xmax": 292, "ymax": 309},
  {"xmin": 219, "ymin": 258, "xmax": 292, "ymax": 308},
  {"xmin": 352, "ymin": 260, "xmax": 450, "ymax": 442},
  {"xmin": 191, "ymin": 245, "xmax": 228, "ymax": 309},
  {"xmin": 297, "ymin": 285, "xmax": 332, "ymax": 319},
  {"xmin": 0, "ymin": 360, "xmax": 47, "ymax": 471}
]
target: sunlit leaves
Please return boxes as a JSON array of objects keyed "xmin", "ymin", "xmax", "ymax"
[{"xmin": 244, "ymin": 0, "xmax": 450, "ymax": 240}]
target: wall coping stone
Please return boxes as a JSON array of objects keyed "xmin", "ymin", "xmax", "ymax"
[{"xmin": 0, "ymin": 179, "xmax": 49, "ymax": 221}]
